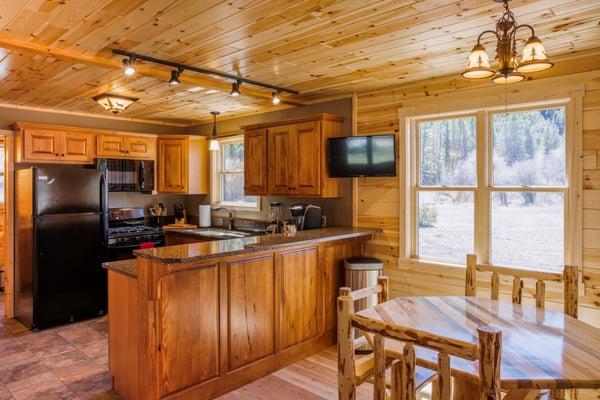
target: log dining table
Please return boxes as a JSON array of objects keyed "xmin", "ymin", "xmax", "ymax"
[{"xmin": 355, "ymin": 296, "xmax": 600, "ymax": 400}]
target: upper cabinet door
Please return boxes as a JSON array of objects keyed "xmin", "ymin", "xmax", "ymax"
[
  {"xmin": 60, "ymin": 132, "xmax": 94, "ymax": 163},
  {"xmin": 124, "ymin": 136, "xmax": 156, "ymax": 159},
  {"xmin": 96, "ymin": 134, "xmax": 125, "ymax": 157},
  {"xmin": 244, "ymin": 129, "xmax": 267, "ymax": 195},
  {"xmin": 22, "ymin": 129, "xmax": 61, "ymax": 161},
  {"xmin": 290, "ymin": 121, "xmax": 321, "ymax": 196},
  {"xmin": 158, "ymin": 137, "xmax": 188, "ymax": 193},
  {"xmin": 268, "ymin": 125, "xmax": 292, "ymax": 195}
]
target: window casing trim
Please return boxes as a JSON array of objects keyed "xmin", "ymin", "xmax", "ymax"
[
  {"xmin": 405, "ymin": 98, "xmax": 575, "ymax": 271},
  {"xmin": 210, "ymin": 134, "xmax": 260, "ymax": 211}
]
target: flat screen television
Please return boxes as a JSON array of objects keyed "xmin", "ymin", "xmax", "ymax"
[{"xmin": 327, "ymin": 134, "xmax": 396, "ymax": 177}]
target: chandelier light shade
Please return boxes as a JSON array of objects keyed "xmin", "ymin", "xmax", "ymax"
[
  {"xmin": 517, "ymin": 36, "xmax": 553, "ymax": 73},
  {"xmin": 209, "ymin": 111, "xmax": 220, "ymax": 151},
  {"xmin": 462, "ymin": 0, "xmax": 553, "ymax": 84},
  {"xmin": 92, "ymin": 93, "xmax": 138, "ymax": 114},
  {"xmin": 462, "ymin": 44, "xmax": 495, "ymax": 79}
]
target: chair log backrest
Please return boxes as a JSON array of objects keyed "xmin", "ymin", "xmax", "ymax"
[
  {"xmin": 351, "ymin": 312, "xmax": 502, "ymax": 400},
  {"xmin": 337, "ymin": 276, "xmax": 389, "ymax": 400},
  {"xmin": 465, "ymin": 254, "xmax": 579, "ymax": 318}
]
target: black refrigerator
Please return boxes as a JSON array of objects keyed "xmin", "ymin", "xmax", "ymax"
[{"xmin": 14, "ymin": 167, "xmax": 108, "ymax": 329}]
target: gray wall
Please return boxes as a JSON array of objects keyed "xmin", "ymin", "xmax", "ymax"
[
  {"xmin": 0, "ymin": 105, "xmax": 186, "ymax": 134},
  {"xmin": 187, "ymin": 99, "xmax": 354, "ymax": 227}
]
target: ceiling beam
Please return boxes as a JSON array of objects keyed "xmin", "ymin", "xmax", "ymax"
[{"xmin": 0, "ymin": 36, "xmax": 307, "ymax": 106}]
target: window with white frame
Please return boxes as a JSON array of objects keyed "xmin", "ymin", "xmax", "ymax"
[
  {"xmin": 411, "ymin": 105, "xmax": 567, "ymax": 272},
  {"xmin": 211, "ymin": 135, "xmax": 258, "ymax": 209}
]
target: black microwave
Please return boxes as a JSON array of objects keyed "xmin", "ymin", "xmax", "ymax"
[{"xmin": 96, "ymin": 158, "xmax": 154, "ymax": 193}]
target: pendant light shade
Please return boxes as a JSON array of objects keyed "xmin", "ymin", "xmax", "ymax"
[
  {"xmin": 272, "ymin": 91, "xmax": 281, "ymax": 105},
  {"xmin": 209, "ymin": 111, "xmax": 220, "ymax": 152},
  {"xmin": 461, "ymin": 44, "xmax": 495, "ymax": 79},
  {"xmin": 516, "ymin": 36, "xmax": 554, "ymax": 73}
]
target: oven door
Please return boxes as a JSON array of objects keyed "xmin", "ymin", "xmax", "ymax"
[{"xmin": 106, "ymin": 239, "xmax": 164, "ymax": 261}]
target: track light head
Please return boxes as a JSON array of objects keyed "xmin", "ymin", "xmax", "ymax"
[
  {"xmin": 169, "ymin": 68, "xmax": 182, "ymax": 85},
  {"xmin": 230, "ymin": 81, "xmax": 241, "ymax": 97},
  {"xmin": 272, "ymin": 91, "xmax": 281, "ymax": 105},
  {"xmin": 122, "ymin": 57, "xmax": 135, "ymax": 76}
]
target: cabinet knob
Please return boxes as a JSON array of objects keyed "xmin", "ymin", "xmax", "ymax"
[
  {"xmin": 55, "ymin": 153, "xmax": 59, "ymax": 156},
  {"xmin": 61, "ymin": 154, "xmax": 65, "ymax": 157}
]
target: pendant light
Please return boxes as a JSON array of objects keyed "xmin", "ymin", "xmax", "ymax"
[
  {"xmin": 209, "ymin": 111, "xmax": 220, "ymax": 151},
  {"xmin": 462, "ymin": 0, "xmax": 553, "ymax": 84}
]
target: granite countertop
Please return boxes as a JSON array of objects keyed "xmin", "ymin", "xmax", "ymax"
[
  {"xmin": 102, "ymin": 259, "xmax": 137, "ymax": 278},
  {"xmin": 133, "ymin": 227, "xmax": 379, "ymax": 265}
]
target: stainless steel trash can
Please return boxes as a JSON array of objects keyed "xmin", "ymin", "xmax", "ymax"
[{"xmin": 343, "ymin": 257, "xmax": 384, "ymax": 312}]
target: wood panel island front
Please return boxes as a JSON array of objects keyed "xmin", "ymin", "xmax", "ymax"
[{"xmin": 104, "ymin": 227, "xmax": 377, "ymax": 400}]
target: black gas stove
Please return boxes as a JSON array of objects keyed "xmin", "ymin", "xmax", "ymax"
[{"xmin": 107, "ymin": 208, "xmax": 165, "ymax": 260}]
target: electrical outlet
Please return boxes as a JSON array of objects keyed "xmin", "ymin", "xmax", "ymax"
[{"xmin": 321, "ymin": 215, "xmax": 327, "ymax": 228}]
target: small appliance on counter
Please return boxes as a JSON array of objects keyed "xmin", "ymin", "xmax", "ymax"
[
  {"xmin": 289, "ymin": 203, "xmax": 322, "ymax": 230},
  {"xmin": 107, "ymin": 207, "xmax": 164, "ymax": 261}
]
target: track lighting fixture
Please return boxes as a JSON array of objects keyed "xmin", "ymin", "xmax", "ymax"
[
  {"xmin": 209, "ymin": 111, "xmax": 220, "ymax": 151},
  {"xmin": 112, "ymin": 49, "xmax": 300, "ymax": 102},
  {"xmin": 230, "ymin": 81, "xmax": 241, "ymax": 97},
  {"xmin": 272, "ymin": 91, "xmax": 281, "ymax": 105},
  {"xmin": 122, "ymin": 57, "xmax": 135, "ymax": 76},
  {"xmin": 169, "ymin": 67, "xmax": 182, "ymax": 85}
]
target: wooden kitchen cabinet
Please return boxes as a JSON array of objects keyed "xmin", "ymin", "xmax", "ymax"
[
  {"xmin": 243, "ymin": 128, "xmax": 268, "ymax": 195},
  {"xmin": 13, "ymin": 123, "xmax": 95, "ymax": 163},
  {"xmin": 280, "ymin": 246, "xmax": 319, "ymax": 349},
  {"xmin": 157, "ymin": 135, "xmax": 208, "ymax": 194},
  {"xmin": 97, "ymin": 133, "xmax": 155, "ymax": 159},
  {"xmin": 242, "ymin": 113, "xmax": 344, "ymax": 198}
]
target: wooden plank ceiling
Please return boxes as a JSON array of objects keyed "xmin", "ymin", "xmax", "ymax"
[{"xmin": 0, "ymin": 0, "xmax": 599, "ymax": 125}]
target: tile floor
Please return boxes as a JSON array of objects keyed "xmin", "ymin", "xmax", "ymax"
[{"xmin": 0, "ymin": 292, "xmax": 120, "ymax": 400}]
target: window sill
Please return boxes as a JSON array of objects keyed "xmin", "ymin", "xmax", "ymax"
[
  {"xmin": 405, "ymin": 257, "xmax": 465, "ymax": 270},
  {"xmin": 212, "ymin": 202, "xmax": 261, "ymax": 212}
]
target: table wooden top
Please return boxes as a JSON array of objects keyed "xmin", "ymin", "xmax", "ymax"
[{"xmin": 356, "ymin": 296, "xmax": 600, "ymax": 389}]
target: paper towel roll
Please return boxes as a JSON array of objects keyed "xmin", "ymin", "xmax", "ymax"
[{"xmin": 199, "ymin": 205, "xmax": 211, "ymax": 227}]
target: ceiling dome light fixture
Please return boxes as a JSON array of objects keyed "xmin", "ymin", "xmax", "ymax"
[
  {"xmin": 122, "ymin": 57, "xmax": 136, "ymax": 76},
  {"xmin": 230, "ymin": 80, "xmax": 241, "ymax": 97},
  {"xmin": 209, "ymin": 111, "xmax": 220, "ymax": 151},
  {"xmin": 462, "ymin": 0, "xmax": 553, "ymax": 84},
  {"xmin": 93, "ymin": 93, "xmax": 138, "ymax": 114},
  {"xmin": 272, "ymin": 91, "xmax": 281, "ymax": 105},
  {"xmin": 169, "ymin": 67, "xmax": 182, "ymax": 85}
]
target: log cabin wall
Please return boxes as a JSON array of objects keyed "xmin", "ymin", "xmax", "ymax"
[{"xmin": 353, "ymin": 62, "xmax": 600, "ymax": 328}]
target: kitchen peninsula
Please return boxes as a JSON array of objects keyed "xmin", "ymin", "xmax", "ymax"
[{"xmin": 105, "ymin": 227, "xmax": 377, "ymax": 400}]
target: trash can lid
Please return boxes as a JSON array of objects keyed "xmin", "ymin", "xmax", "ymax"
[{"xmin": 344, "ymin": 257, "xmax": 384, "ymax": 271}]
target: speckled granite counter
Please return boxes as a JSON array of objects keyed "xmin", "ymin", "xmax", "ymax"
[
  {"xmin": 102, "ymin": 259, "xmax": 137, "ymax": 278},
  {"xmin": 134, "ymin": 227, "xmax": 378, "ymax": 264}
]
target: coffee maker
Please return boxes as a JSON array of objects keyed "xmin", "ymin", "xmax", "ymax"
[{"xmin": 289, "ymin": 203, "xmax": 322, "ymax": 230}]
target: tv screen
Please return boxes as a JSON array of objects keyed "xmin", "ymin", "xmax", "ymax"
[{"xmin": 327, "ymin": 134, "xmax": 396, "ymax": 177}]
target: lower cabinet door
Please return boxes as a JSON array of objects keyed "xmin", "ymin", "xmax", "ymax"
[
  {"xmin": 158, "ymin": 266, "xmax": 220, "ymax": 395},
  {"xmin": 280, "ymin": 247, "xmax": 319, "ymax": 349},
  {"xmin": 227, "ymin": 255, "xmax": 275, "ymax": 370}
]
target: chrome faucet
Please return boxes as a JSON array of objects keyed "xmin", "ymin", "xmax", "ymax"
[{"xmin": 213, "ymin": 207, "xmax": 234, "ymax": 230}]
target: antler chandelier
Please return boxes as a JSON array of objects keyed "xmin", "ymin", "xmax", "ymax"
[{"xmin": 462, "ymin": 0, "xmax": 553, "ymax": 84}]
